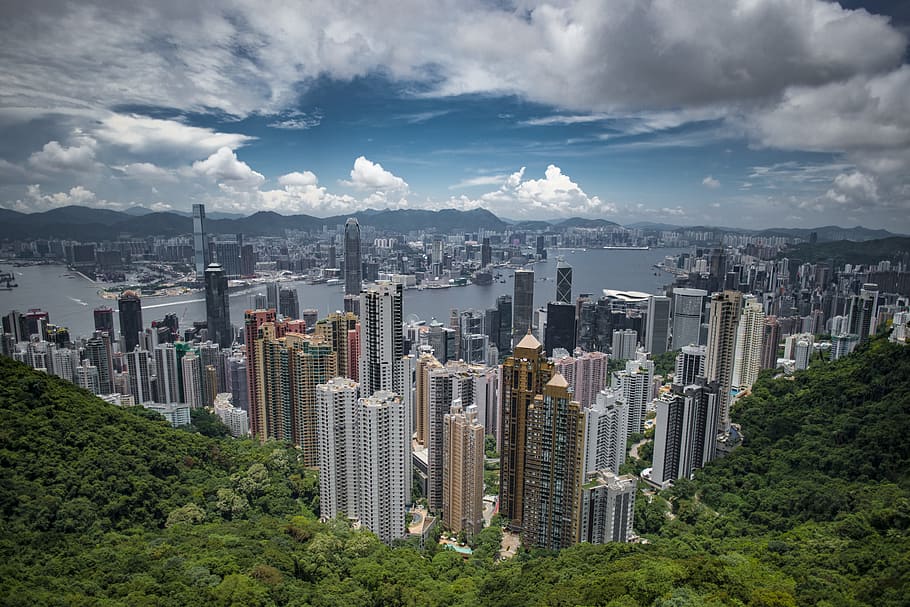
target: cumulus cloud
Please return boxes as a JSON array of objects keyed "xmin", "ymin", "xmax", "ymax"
[
  {"xmin": 702, "ymin": 176, "xmax": 720, "ymax": 189},
  {"xmin": 112, "ymin": 162, "xmax": 177, "ymax": 182},
  {"xmin": 278, "ymin": 171, "xmax": 319, "ymax": 187},
  {"xmin": 8, "ymin": 184, "xmax": 123, "ymax": 212},
  {"xmin": 342, "ymin": 156, "xmax": 409, "ymax": 191},
  {"xmin": 448, "ymin": 174, "xmax": 510, "ymax": 189},
  {"xmin": 447, "ymin": 164, "xmax": 614, "ymax": 218},
  {"xmin": 824, "ymin": 171, "xmax": 879, "ymax": 206},
  {"xmin": 28, "ymin": 134, "xmax": 97, "ymax": 172},
  {"xmin": 95, "ymin": 114, "xmax": 253, "ymax": 156},
  {"xmin": 192, "ymin": 147, "xmax": 264, "ymax": 187}
]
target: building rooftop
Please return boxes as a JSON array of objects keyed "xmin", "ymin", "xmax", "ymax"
[{"xmin": 515, "ymin": 332, "xmax": 541, "ymax": 350}]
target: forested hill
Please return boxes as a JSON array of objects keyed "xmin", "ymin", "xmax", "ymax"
[{"xmin": 1, "ymin": 340, "xmax": 909, "ymax": 606}]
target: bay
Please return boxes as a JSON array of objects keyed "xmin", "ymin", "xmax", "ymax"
[{"xmin": 0, "ymin": 248, "xmax": 684, "ymax": 340}]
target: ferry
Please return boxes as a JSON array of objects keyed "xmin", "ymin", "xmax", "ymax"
[{"xmin": 602, "ymin": 245, "xmax": 650, "ymax": 250}]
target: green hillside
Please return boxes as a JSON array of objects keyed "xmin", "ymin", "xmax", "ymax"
[{"xmin": 1, "ymin": 340, "xmax": 908, "ymax": 606}]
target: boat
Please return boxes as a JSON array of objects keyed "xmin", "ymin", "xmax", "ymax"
[{"xmin": 602, "ymin": 245, "xmax": 650, "ymax": 250}]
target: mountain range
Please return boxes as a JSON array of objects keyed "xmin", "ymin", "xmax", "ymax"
[{"xmin": 0, "ymin": 205, "xmax": 900, "ymax": 242}]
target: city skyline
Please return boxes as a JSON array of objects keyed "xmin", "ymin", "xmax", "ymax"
[{"xmin": 0, "ymin": 1, "xmax": 908, "ymax": 231}]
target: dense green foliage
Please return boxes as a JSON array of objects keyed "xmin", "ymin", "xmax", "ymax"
[
  {"xmin": 1, "ymin": 339, "xmax": 909, "ymax": 606},
  {"xmin": 781, "ymin": 236, "xmax": 910, "ymax": 267}
]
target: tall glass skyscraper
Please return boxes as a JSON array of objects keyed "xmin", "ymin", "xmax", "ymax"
[
  {"xmin": 512, "ymin": 269, "xmax": 535, "ymax": 340},
  {"xmin": 344, "ymin": 218, "xmax": 362, "ymax": 297},
  {"xmin": 192, "ymin": 203, "xmax": 209, "ymax": 278},
  {"xmin": 117, "ymin": 290, "xmax": 143, "ymax": 353},
  {"xmin": 205, "ymin": 262, "xmax": 232, "ymax": 348},
  {"xmin": 555, "ymin": 260, "xmax": 572, "ymax": 304}
]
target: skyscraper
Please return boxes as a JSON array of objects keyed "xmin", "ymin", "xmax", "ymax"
[
  {"xmin": 705, "ymin": 290, "xmax": 743, "ymax": 432},
  {"xmin": 521, "ymin": 373, "xmax": 586, "ymax": 550},
  {"xmin": 671, "ymin": 288, "xmax": 707, "ymax": 349},
  {"xmin": 554, "ymin": 350, "xmax": 608, "ymax": 409},
  {"xmin": 675, "ymin": 345, "xmax": 706, "ymax": 386},
  {"xmin": 760, "ymin": 315, "xmax": 781, "ymax": 370},
  {"xmin": 499, "ymin": 333, "xmax": 554, "ymax": 531},
  {"xmin": 278, "ymin": 287, "xmax": 300, "ymax": 320},
  {"xmin": 651, "ymin": 380, "xmax": 718, "ymax": 487},
  {"xmin": 556, "ymin": 259, "xmax": 572, "ymax": 304},
  {"xmin": 579, "ymin": 470, "xmax": 637, "ymax": 544},
  {"xmin": 850, "ymin": 283, "xmax": 880, "ymax": 341},
  {"xmin": 205, "ymin": 263, "xmax": 232, "ymax": 348},
  {"xmin": 355, "ymin": 390, "xmax": 409, "ymax": 545},
  {"xmin": 316, "ymin": 377, "xmax": 360, "ymax": 521},
  {"xmin": 443, "ymin": 401, "xmax": 485, "ymax": 538},
  {"xmin": 732, "ymin": 297, "xmax": 764, "ymax": 390},
  {"xmin": 245, "ymin": 308, "xmax": 281, "ymax": 437},
  {"xmin": 182, "ymin": 350, "xmax": 204, "ymax": 409},
  {"xmin": 512, "ymin": 269, "xmax": 535, "ymax": 340},
  {"xmin": 583, "ymin": 387, "xmax": 629, "ymax": 475},
  {"xmin": 359, "ymin": 281, "xmax": 404, "ymax": 397},
  {"xmin": 314, "ymin": 311, "xmax": 360, "ymax": 380},
  {"xmin": 495, "ymin": 294, "xmax": 513, "ymax": 354},
  {"xmin": 645, "ymin": 295, "xmax": 671, "ymax": 355},
  {"xmin": 118, "ymin": 291, "xmax": 143, "ymax": 354},
  {"xmin": 544, "ymin": 301, "xmax": 576, "ymax": 356},
  {"xmin": 93, "ymin": 306, "xmax": 115, "ymax": 339},
  {"xmin": 480, "ymin": 237, "xmax": 492, "ymax": 267},
  {"xmin": 84, "ymin": 331, "xmax": 114, "ymax": 395},
  {"xmin": 613, "ymin": 357, "xmax": 653, "ymax": 435},
  {"xmin": 125, "ymin": 348, "xmax": 153, "ymax": 404},
  {"xmin": 611, "ymin": 329, "xmax": 638, "ymax": 361},
  {"xmin": 344, "ymin": 218, "xmax": 362, "ymax": 297},
  {"xmin": 154, "ymin": 343, "xmax": 181, "ymax": 404},
  {"xmin": 192, "ymin": 203, "xmax": 209, "ymax": 277}
]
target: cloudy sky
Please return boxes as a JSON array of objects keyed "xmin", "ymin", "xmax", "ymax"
[{"xmin": 1, "ymin": 0, "xmax": 909, "ymax": 230}]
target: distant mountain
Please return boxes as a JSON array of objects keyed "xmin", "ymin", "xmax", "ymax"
[
  {"xmin": 781, "ymin": 236, "xmax": 910, "ymax": 266},
  {"xmin": 558, "ymin": 217, "xmax": 622, "ymax": 229},
  {"xmin": 756, "ymin": 225, "xmax": 898, "ymax": 242}
]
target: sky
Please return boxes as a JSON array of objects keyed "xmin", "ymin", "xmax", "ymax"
[{"xmin": 0, "ymin": 0, "xmax": 909, "ymax": 231}]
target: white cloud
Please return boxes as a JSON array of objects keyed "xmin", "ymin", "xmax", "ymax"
[
  {"xmin": 267, "ymin": 110, "xmax": 323, "ymax": 130},
  {"xmin": 9, "ymin": 184, "xmax": 123, "ymax": 212},
  {"xmin": 448, "ymin": 174, "xmax": 510, "ymax": 189},
  {"xmin": 95, "ymin": 114, "xmax": 253, "ymax": 156},
  {"xmin": 28, "ymin": 134, "xmax": 97, "ymax": 172},
  {"xmin": 824, "ymin": 171, "xmax": 879, "ymax": 206},
  {"xmin": 702, "ymin": 176, "xmax": 720, "ymax": 189},
  {"xmin": 192, "ymin": 147, "xmax": 264, "ymax": 187},
  {"xmin": 342, "ymin": 156, "xmax": 408, "ymax": 191},
  {"xmin": 447, "ymin": 164, "xmax": 614, "ymax": 218},
  {"xmin": 278, "ymin": 171, "xmax": 318, "ymax": 187},
  {"xmin": 521, "ymin": 114, "xmax": 610, "ymax": 126},
  {"xmin": 112, "ymin": 162, "xmax": 177, "ymax": 182}
]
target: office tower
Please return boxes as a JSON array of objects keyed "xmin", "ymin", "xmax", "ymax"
[
  {"xmin": 425, "ymin": 361, "xmax": 478, "ymax": 513},
  {"xmin": 253, "ymin": 293, "xmax": 267, "ymax": 310},
  {"xmin": 443, "ymin": 401, "xmax": 485, "ymax": 538},
  {"xmin": 344, "ymin": 218, "xmax": 363, "ymax": 297},
  {"xmin": 499, "ymin": 333, "xmax": 555, "ymax": 530},
  {"xmin": 226, "ymin": 353, "xmax": 249, "ymax": 412},
  {"xmin": 583, "ymin": 388, "xmax": 629, "ymax": 475},
  {"xmin": 278, "ymin": 287, "xmax": 300, "ymax": 320},
  {"xmin": 535, "ymin": 235, "xmax": 546, "ymax": 259},
  {"xmin": 672, "ymin": 288, "xmax": 707, "ymax": 349},
  {"xmin": 182, "ymin": 351, "xmax": 204, "ymax": 409},
  {"xmin": 258, "ymin": 329, "xmax": 336, "ymax": 465},
  {"xmin": 651, "ymin": 380, "xmax": 718, "ymax": 487},
  {"xmin": 302, "ymin": 309, "xmax": 318, "ymax": 332},
  {"xmin": 118, "ymin": 291, "xmax": 143, "ymax": 354},
  {"xmin": 732, "ymin": 298, "xmax": 765, "ymax": 390},
  {"xmin": 850, "ymin": 283, "xmax": 880, "ymax": 341},
  {"xmin": 611, "ymin": 329, "xmax": 637, "ymax": 361},
  {"xmin": 2, "ymin": 310, "xmax": 25, "ymax": 343},
  {"xmin": 675, "ymin": 345, "xmax": 706, "ymax": 386},
  {"xmin": 425, "ymin": 320, "xmax": 455, "ymax": 363},
  {"xmin": 495, "ymin": 294, "xmax": 513, "ymax": 354},
  {"xmin": 705, "ymin": 291, "xmax": 742, "ymax": 432},
  {"xmin": 154, "ymin": 343, "xmax": 180, "ymax": 404},
  {"xmin": 449, "ymin": 309, "xmax": 462, "ymax": 360},
  {"xmin": 480, "ymin": 237, "xmax": 492, "ymax": 268},
  {"xmin": 315, "ymin": 311, "xmax": 360, "ymax": 380},
  {"xmin": 356, "ymin": 390, "xmax": 409, "ymax": 545},
  {"xmin": 459, "ymin": 309, "xmax": 488, "ymax": 364},
  {"xmin": 327, "ymin": 243, "xmax": 337, "ymax": 269},
  {"xmin": 512, "ymin": 269, "xmax": 535, "ymax": 340},
  {"xmin": 556, "ymin": 260, "xmax": 572, "ymax": 304},
  {"xmin": 521, "ymin": 373, "xmax": 586, "ymax": 550},
  {"xmin": 555, "ymin": 350, "xmax": 608, "ymax": 409},
  {"xmin": 84, "ymin": 331, "xmax": 114, "ymax": 394},
  {"xmin": 212, "ymin": 239, "xmax": 242, "ymax": 278},
  {"xmin": 75, "ymin": 364, "xmax": 101, "ymax": 395},
  {"xmin": 359, "ymin": 281, "xmax": 404, "ymax": 397},
  {"xmin": 244, "ymin": 309, "xmax": 281, "ymax": 437},
  {"xmin": 544, "ymin": 301, "xmax": 576, "ymax": 356},
  {"xmin": 579, "ymin": 470, "xmax": 636, "ymax": 544},
  {"xmin": 198, "ymin": 340, "xmax": 224, "ymax": 394},
  {"xmin": 316, "ymin": 378, "xmax": 360, "ymax": 520},
  {"xmin": 204, "ymin": 263, "xmax": 232, "ymax": 348},
  {"xmin": 93, "ymin": 306, "xmax": 115, "ymax": 339},
  {"xmin": 760, "ymin": 315, "xmax": 781, "ymax": 370},
  {"xmin": 23, "ymin": 309, "xmax": 49, "ymax": 341},
  {"xmin": 613, "ymin": 357, "xmax": 653, "ymax": 435},
  {"xmin": 645, "ymin": 295, "xmax": 671, "ymax": 355},
  {"xmin": 125, "ymin": 348, "xmax": 153, "ymax": 404},
  {"xmin": 192, "ymin": 203, "xmax": 208, "ymax": 277},
  {"xmin": 266, "ymin": 282, "xmax": 279, "ymax": 312}
]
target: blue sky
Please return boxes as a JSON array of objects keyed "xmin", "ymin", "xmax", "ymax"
[{"xmin": 0, "ymin": 1, "xmax": 908, "ymax": 231}]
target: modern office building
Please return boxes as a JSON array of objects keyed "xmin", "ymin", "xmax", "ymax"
[
  {"xmin": 579, "ymin": 470, "xmax": 637, "ymax": 544},
  {"xmin": 512, "ymin": 269, "xmax": 535, "ymax": 340},
  {"xmin": 850, "ymin": 283, "xmax": 880, "ymax": 341},
  {"xmin": 499, "ymin": 333, "xmax": 555, "ymax": 532},
  {"xmin": 93, "ymin": 306, "xmax": 115, "ymax": 339},
  {"xmin": 611, "ymin": 329, "xmax": 638, "ymax": 361},
  {"xmin": 544, "ymin": 301, "xmax": 576, "ymax": 356},
  {"xmin": 705, "ymin": 290, "xmax": 742, "ymax": 432},
  {"xmin": 344, "ymin": 218, "xmax": 363, "ymax": 297},
  {"xmin": 205, "ymin": 263, "xmax": 232, "ymax": 348},
  {"xmin": 192, "ymin": 203, "xmax": 209, "ymax": 277},
  {"xmin": 442, "ymin": 401, "xmax": 485, "ymax": 538},
  {"xmin": 278, "ymin": 287, "xmax": 300, "ymax": 320},
  {"xmin": 671, "ymin": 288, "xmax": 707, "ymax": 349},
  {"xmin": 118, "ymin": 290, "xmax": 143, "ymax": 354},
  {"xmin": 84, "ymin": 331, "xmax": 114, "ymax": 394},
  {"xmin": 556, "ymin": 260, "xmax": 573, "ymax": 304},
  {"xmin": 645, "ymin": 295, "xmax": 671, "ymax": 355}
]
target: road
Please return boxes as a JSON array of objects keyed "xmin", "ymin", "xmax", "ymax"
[{"xmin": 629, "ymin": 438, "xmax": 650, "ymax": 460}]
